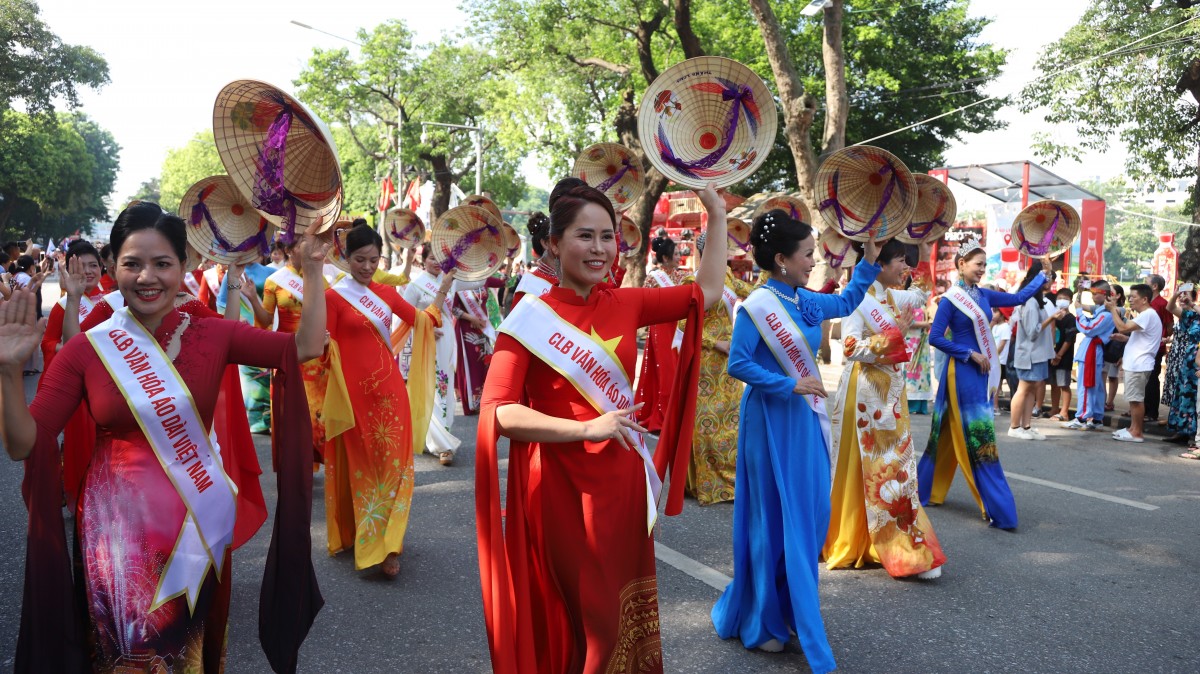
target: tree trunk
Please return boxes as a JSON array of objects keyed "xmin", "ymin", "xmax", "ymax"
[
  {"xmin": 821, "ymin": 0, "xmax": 849, "ymax": 155},
  {"xmin": 1180, "ymin": 144, "xmax": 1200, "ymax": 281},
  {"xmin": 672, "ymin": 0, "xmax": 705, "ymax": 59},
  {"xmin": 614, "ymin": 90, "xmax": 667, "ymax": 288},
  {"xmin": 426, "ymin": 153, "xmax": 454, "ymax": 222},
  {"xmin": 746, "ymin": 0, "xmax": 820, "ymax": 209}
]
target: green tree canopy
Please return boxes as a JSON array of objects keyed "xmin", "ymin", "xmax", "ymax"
[
  {"xmin": 295, "ymin": 21, "xmax": 526, "ymax": 226},
  {"xmin": 158, "ymin": 131, "xmax": 225, "ymax": 213},
  {"xmin": 0, "ymin": 110, "xmax": 119, "ymax": 241},
  {"xmin": 125, "ymin": 177, "xmax": 162, "ymax": 206},
  {"xmin": 0, "ymin": 0, "xmax": 109, "ymax": 117}
]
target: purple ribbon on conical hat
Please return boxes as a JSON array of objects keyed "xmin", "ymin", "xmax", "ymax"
[
  {"xmin": 823, "ymin": 239, "xmax": 852, "ymax": 268},
  {"xmin": 189, "ymin": 188, "xmax": 270, "ymax": 257},
  {"xmin": 820, "ymin": 158, "xmax": 903, "ymax": 238},
  {"xmin": 438, "ymin": 217, "xmax": 501, "ymax": 274},
  {"xmin": 251, "ymin": 103, "xmax": 317, "ymax": 245},
  {"xmin": 1017, "ymin": 207, "xmax": 1062, "ymax": 256},
  {"xmin": 390, "ymin": 216, "xmax": 423, "ymax": 243},
  {"xmin": 656, "ymin": 80, "xmax": 757, "ymax": 179},
  {"xmin": 595, "ymin": 155, "xmax": 636, "ymax": 193}
]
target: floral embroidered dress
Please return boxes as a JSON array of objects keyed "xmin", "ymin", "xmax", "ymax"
[
  {"xmin": 322, "ymin": 279, "xmax": 436, "ymax": 568},
  {"xmin": 261, "ymin": 264, "xmax": 329, "ymax": 458},
  {"xmin": 21, "ymin": 310, "xmax": 319, "ymax": 671},
  {"xmin": 917, "ymin": 273, "xmax": 1045, "ymax": 530},
  {"xmin": 454, "ymin": 276, "xmax": 505, "ymax": 415},
  {"xmin": 904, "ymin": 299, "xmax": 934, "ymax": 412},
  {"xmin": 712, "ymin": 262, "xmax": 880, "ymax": 674},
  {"xmin": 824, "ymin": 270, "xmax": 947, "ymax": 578},
  {"xmin": 401, "ymin": 270, "xmax": 460, "ymax": 454},
  {"xmin": 1165, "ymin": 309, "xmax": 1200, "ymax": 437},
  {"xmin": 681, "ymin": 268, "xmax": 753, "ymax": 505},
  {"xmin": 634, "ymin": 267, "xmax": 688, "ymax": 433}
]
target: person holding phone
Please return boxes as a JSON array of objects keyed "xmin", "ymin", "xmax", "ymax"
[
  {"xmin": 1048, "ymin": 288, "xmax": 1079, "ymax": 422},
  {"xmin": 1163, "ymin": 284, "xmax": 1200, "ymax": 443},
  {"xmin": 1109, "ymin": 284, "xmax": 1163, "ymax": 442}
]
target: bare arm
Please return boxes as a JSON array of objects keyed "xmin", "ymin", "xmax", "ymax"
[
  {"xmin": 694, "ymin": 183, "xmax": 728, "ymax": 311},
  {"xmin": 294, "ymin": 234, "xmax": 330, "ymax": 362}
]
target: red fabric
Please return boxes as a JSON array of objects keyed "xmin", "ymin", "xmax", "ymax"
[
  {"xmin": 476, "ymin": 283, "xmax": 695, "ymax": 673},
  {"xmin": 1152, "ymin": 295, "xmax": 1173, "ymax": 353},
  {"xmin": 79, "ymin": 297, "xmax": 266, "ymax": 548},
  {"xmin": 633, "ymin": 323, "xmax": 677, "ymax": 433},
  {"xmin": 98, "ymin": 275, "xmax": 116, "ymax": 293},
  {"xmin": 18, "ymin": 312, "xmax": 321, "ymax": 671},
  {"xmin": 1083, "ymin": 337, "xmax": 1102, "ymax": 388}
]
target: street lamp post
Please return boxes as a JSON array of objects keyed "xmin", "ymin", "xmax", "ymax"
[{"xmin": 420, "ymin": 121, "xmax": 483, "ymax": 195}]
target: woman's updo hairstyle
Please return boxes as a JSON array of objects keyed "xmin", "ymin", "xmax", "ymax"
[
  {"xmin": 527, "ymin": 211, "xmax": 550, "ymax": 256},
  {"xmin": 420, "ymin": 244, "xmax": 435, "ymax": 262},
  {"xmin": 548, "ymin": 179, "xmax": 617, "ymax": 242},
  {"xmin": 111, "ymin": 201, "xmax": 188, "ymax": 262},
  {"xmin": 651, "ymin": 236, "xmax": 676, "ymax": 265},
  {"xmin": 855, "ymin": 237, "xmax": 906, "ymax": 267},
  {"xmin": 65, "ymin": 239, "xmax": 100, "ymax": 264},
  {"xmin": 751, "ymin": 209, "xmax": 812, "ymax": 272},
  {"xmin": 345, "ymin": 223, "xmax": 383, "ymax": 256}
]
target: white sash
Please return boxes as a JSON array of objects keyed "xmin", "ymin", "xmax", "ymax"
[
  {"xmin": 183, "ymin": 272, "xmax": 201, "ymax": 297},
  {"xmin": 739, "ymin": 289, "xmax": 833, "ymax": 460},
  {"xmin": 202, "ymin": 267, "xmax": 220, "ymax": 295},
  {"xmin": 720, "ymin": 283, "xmax": 740, "ymax": 320},
  {"xmin": 515, "ymin": 272, "xmax": 552, "ymax": 298},
  {"xmin": 103, "ymin": 289, "xmax": 125, "ymax": 310},
  {"xmin": 86, "ymin": 308, "xmax": 237, "ymax": 613},
  {"xmin": 943, "ymin": 285, "xmax": 1000, "ymax": 399},
  {"xmin": 333, "ymin": 276, "xmax": 392, "ymax": 347},
  {"xmin": 458, "ymin": 288, "xmax": 498, "ymax": 343},
  {"xmin": 499, "ymin": 295, "xmax": 661, "ymax": 535},
  {"xmin": 59, "ymin": 293, "xmax": 97, "ymax": 324},
  {"xmin": 856, "ymin": 288, "xmax": 898, "ymax": 336},
  {"xmin": 267, "ymin": 266, "xmax": 305, "ymax": 304}
]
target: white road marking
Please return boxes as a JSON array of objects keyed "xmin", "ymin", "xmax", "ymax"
[
  {"xmin": 655, "ymin": 542, "xmax": 732, "ymax": 592},
  {"xmin": 1006, "ymin": 471, "xmax": 1159, "ymax": 511}
]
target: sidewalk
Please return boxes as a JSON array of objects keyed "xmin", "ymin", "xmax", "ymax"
[{"xmin": 819, "ymin": 336, "xmax": 1178, "ymax": 438}]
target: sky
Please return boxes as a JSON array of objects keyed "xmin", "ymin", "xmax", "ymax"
[{"xmin": 35, "ymin": 0, "xmax": 1126, "ymax": 214}]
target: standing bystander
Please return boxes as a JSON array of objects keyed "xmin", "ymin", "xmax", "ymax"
[
  {"xmin": 1110, "ymin": 284, "xmax": 1162, "ymax": 442},
  {"xmin": 1144, "ymin": 274, "xmax": 1174, "ymax": 422}
]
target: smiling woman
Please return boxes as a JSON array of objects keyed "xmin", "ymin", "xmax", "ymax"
[
  {"xmin": 0, "ymin": 201, "xmax": 329, "ymax": 671},
  {"xmin": 476, "ymin": 179, "xmax": 729, "ymax": 673}
]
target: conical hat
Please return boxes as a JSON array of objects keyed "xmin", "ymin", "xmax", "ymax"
[
  {"xmin": 178, "ymin": 175, "xmax": 275, "ymax": 266},
  {"xmin": 896, "ymin": 174, "xmax": 957, "ymax": 244},
  {"xmin": 571, "ymin": 143, "xmax": 644, "ymax": 212},
  {"xmin": 815, "ymin": 145, "xmax": 917, "ymax": 242},
  {"xmin": 431, "ymin": 205, "xmax": 506, "ymax": 281},
  {"xmin": 818, "ymin": 227, "xmax": 859, "ymax": 271},
  {"xmin": 500, "ymin": 222, "xmax": 521, "ymax": 259},
  {"xmin": 726, "ymin": 217, "xmax": 751, "ymax": 257},
  {"xmin": 462, "ymin": 194, "xmax": 503, "ymax": 223},
  {"xmin": 1012, "ymin": 200, "xmax": 1080, "ymax": 257},
  {"xmin": 324, "ymin": 217, "xmax": 357, "ymax": 274},
  {"xmin": 752, "ymin": 195, "xmax": 812, "ymax": 225},
  {"xmin": 213, "ymin": 79, "xmax": 343, "ymax": 240},
  {"xmin": 638, "ymin": 56, "xmax": 777, "ymax": 189},
  {"xmin": 184, "ymin": 244, "xmax": 204, "ymax": 273},
  {"xmin": 619, "ymin": 215, "xmax": 643, "ymax": 256},
  {"xmin": 384, "ymin": 208, "xmax": 425, "ymax": 250}
]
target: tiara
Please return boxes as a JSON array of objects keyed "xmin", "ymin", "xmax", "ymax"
[{"xmin": 956, "ymin": 235, "xmax": 983, "ymax": 258}]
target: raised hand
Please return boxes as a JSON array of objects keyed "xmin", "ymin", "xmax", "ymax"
[
  {"xmin": 296, "ymin": 232, "xmax": 331, "ymax": 269},
  {"xmin": 0, "ymin": 290, "xmax": 46, "ymax": 371},
  {"xmin": 438, "ymin": 269, "xmax": 457, "ymax": 294},
  {"xmin": 696, "ymin": 182, "xmax": 726, "ymax": 216},
  {"xmin": 918, "ymin": 239, "xmax": 934, "ymax": 261},
  {"xmin": 580, "ymin": 403, "xmax": 648, "ymax": 451},
  {"xmin": 863, "ymin": 229, "xmax": 881, "ymax": 265},
  {"xmin": 59, "ymin": 255, "xmax": 85, "ymax": 298}
]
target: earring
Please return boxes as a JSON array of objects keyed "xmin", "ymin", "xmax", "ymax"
[
  {"xmin": 781, "ymin": 264, "xmax": 787, "ymax": 277},
  {"xmin": 555, "ymin": 258, "xmax": 562, "ymax": 278}
]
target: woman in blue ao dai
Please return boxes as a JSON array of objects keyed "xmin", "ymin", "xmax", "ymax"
[
  {"xmin": 916, "ymin": 241, "xmax": 1050, "ymax": 530},
  {"xmin": 711, "ymin": 209, "xmax": 880, "ymax": 674}
]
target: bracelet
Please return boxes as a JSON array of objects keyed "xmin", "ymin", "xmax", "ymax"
[{"xmin": 227, "ymin": 282, "xmax": 243, "ymax": 291}]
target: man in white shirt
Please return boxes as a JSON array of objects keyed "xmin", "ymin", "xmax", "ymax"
[{"xmin": 1107, "ymin": 283, "xmax": 1162, "ymax": 442}]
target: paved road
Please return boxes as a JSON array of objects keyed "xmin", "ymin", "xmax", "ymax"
[{"xmin": 2, "ymin": 365, "xmax": 1199, "ymax": 671}]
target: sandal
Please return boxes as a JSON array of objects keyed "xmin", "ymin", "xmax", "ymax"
[
  {"xmin": 1049, "ymin": 414, "xmax": 1065, "ymax": 422},
  {"xmin": 438, "ymin": 450, "xmax": 455, "ymax": 467},
  {"xmin": 380, "ymin": 553, "xmax": 401, "ymax": 577},
  {"xmin": 1179, "ymin": 448, "xmax": 1200, "ymax": 460}
]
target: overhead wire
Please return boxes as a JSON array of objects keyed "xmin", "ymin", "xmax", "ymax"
[{"xmin": 851, "ymin": 13, "xmax": 1200, "ymax": 145}]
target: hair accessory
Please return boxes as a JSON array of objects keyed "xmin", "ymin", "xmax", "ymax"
[{"xmin": 956, "ymin": 235, "xmax": 984, "ymax": 259}]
